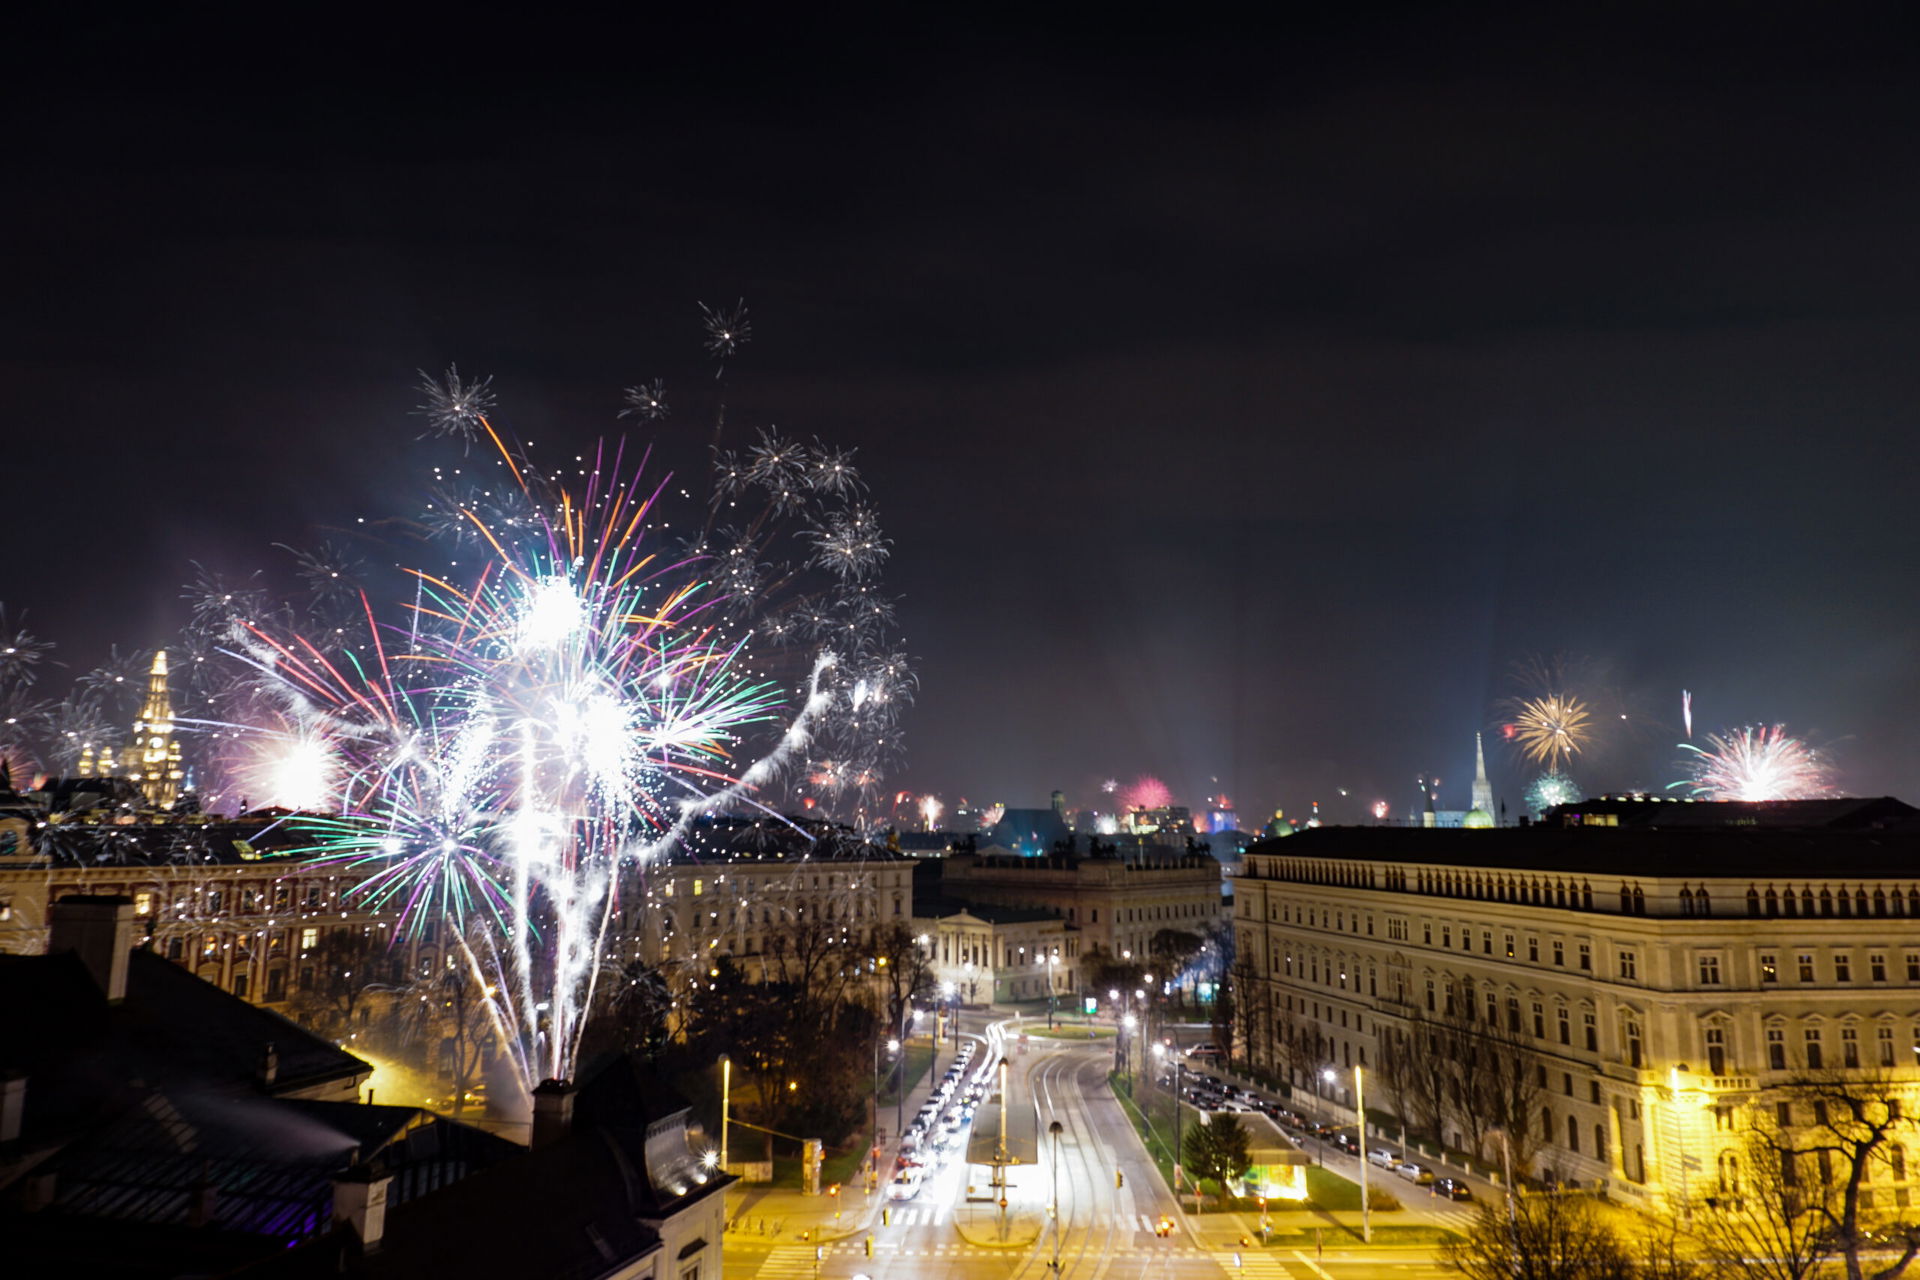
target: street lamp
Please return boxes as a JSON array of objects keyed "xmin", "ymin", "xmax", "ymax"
[
  {"xmin": 720, "ymin": 1054, "xmax": 731, "ymax": 1174},
  {"xmin": 1047, "ymin": 948, "xmax": 1058, "ymax": 1030},
  {"xmin": 1049, "ymin": 1119, "xmax": 1065, "ymax": 1271},
  {"xmin": 888, "ymin": 1037, "xmax": 902, "ymax": 1141},
  {"xmin": 1324, "ymin": 1065, "xmax": 1370, "ymax": 1243}
]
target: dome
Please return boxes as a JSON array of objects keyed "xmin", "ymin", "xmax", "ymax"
[{"xmin": 1462, "ymin": 807, "xmax": 1495, "ymax": 829}]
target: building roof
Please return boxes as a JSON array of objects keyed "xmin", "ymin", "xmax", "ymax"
[
  {"xmin": 1543, "ymin": 795, "xmax": 1920, "ymax": 830},
  {"xmin": 0, "ymin": 949, "xmax": 369, "ymax": 1144},
  {"xmin": 250, "ymin": 1054, "xmax": 727, "ymax": 1279},
  {"xmin": 916, "ymin": 900, "xmax": 1065, "ymax": 927},
  {"xmin": 654, "ymin": 814, "xmax": 909, "ymax": 864},
  {"xmin": 1249, "ymin": 819, "xmax": 1920, "ymax": 879}
]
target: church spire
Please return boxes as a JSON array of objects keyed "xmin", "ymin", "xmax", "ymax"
[
  {"xmin": 127, "ymin": 650, "xmax": 184, "ymax": 809},
  {"xmin": 1471, "ymin": 731, "xmax": 1495, "ymax": 822}
]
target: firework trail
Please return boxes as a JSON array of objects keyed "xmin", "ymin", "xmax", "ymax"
[
  {"xmin": 1682, "ymin": 689, "xmax": 1693, "ymax": 739},
  {"xmin": 221, "ymin": 354, "xmax": 907, "ymax": 1091},
  {"xmin": 1671, "ymin": 725, "xmax": 1835, "ymax": 801}
]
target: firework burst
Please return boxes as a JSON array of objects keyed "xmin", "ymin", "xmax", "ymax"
[
  {"xmin": 1525, "ymin": 771, "xmax": 1581, "ymax": 815},
  {"xmin": 414, "ymin": 365, "xmax": 498, "ymax": 441},
  {"xmin": 1505, "ymin": 693, "xmax": 1592, "ymax": 771},
  {"xmin": 218, "ymin": 342, "xmax": 907, "ymax": 1091},
  {"xmin": 1672, "ymin": 725, "xmax": 1835, "ymax": 801}
]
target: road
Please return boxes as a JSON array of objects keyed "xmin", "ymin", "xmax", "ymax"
[{"xmin": 737, "ymin": 1011, "xmax": 1458, "ymax": 1280}]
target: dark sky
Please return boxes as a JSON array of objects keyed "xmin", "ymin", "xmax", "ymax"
[{"xmin": 6, "ymin": 9, "xmax": 1920, "ymax": 820}]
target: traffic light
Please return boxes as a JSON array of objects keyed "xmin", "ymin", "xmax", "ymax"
[
  {"xmin": 864, "ymin": 1236, "xmax": 873, "ymax": 1257},
  {"xmin": 1115, "ymin": 1170, "xmax": 1125, "ymax": 1188}
]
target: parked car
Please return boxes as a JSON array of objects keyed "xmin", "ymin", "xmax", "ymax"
[
  {"xmin": 1328, "ymin": 1132, "xmax": 1359, "ymax": 1154},
  {"xmin": 1395, "ymin": 1162, "xmax": 1435, "ymax": 1185},
  {"xmin": 1434, "ymin": 1177, "xmax": 1474, "ymax": 1201},
  {"xmin": 1367, "ymin": 1147, "xmax": 1400, "ymax": 1169}
]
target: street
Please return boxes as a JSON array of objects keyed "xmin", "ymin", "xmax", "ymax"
[{"xmin": 727, "ymin": 1010, "xmax": 1462, "ymax": 1280}]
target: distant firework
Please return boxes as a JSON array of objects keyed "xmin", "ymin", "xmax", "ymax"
[
  {"xmin": 1525, "ymin": 772, "xmax": 1581, "ymax": 815},
  {"xmin": 919, "ymin": 794, "xmax": 943, "ymax": 830},
  {"xmin": 1122, "ymin": 775, "xmax": 1172, "ymax": 810},
  {"xmin": 1506, "ymin": 694, "xmax": 1592, "ymax": 770},
  {"xmin": 1673, "ymin": 725, "xmax": 1835, "ymax": 801},
  {"xmin": 1371, "ymin": 800, "xmax": 1389, "ymax": 822}
]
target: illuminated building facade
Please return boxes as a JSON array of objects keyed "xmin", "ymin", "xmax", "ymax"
[
  {"xmin": 915, "ymin": 901, "xmax": 1077, "ymax": 1003},
  {"xmin": 76, "ymin": 649, "xmax": 185, "ymax": 809},
  {"xmin": 936, "ymin": 844, "xmax": 1226, "ymax": 970},
  {"xmin": 1233, "ymin": 808, "xmax": 1920, "ymax": 1211}
]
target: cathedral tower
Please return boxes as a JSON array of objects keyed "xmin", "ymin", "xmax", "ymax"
[{"xmin": 1470, "ymin": 731, "xmax": 1496, "ymax": 825}]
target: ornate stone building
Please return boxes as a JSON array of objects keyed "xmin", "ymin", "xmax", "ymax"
[{"xmin": 1232, "ymin": 801, "xmax": 1920, "ymax": 1210}]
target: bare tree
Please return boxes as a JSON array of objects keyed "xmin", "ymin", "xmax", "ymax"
[
  {"xmin": 1439, "ymin": 1191, "xmax": 1633, "ymax": 1280},
  {"xmin": 1687, "ymin": 1125, "xmax": 1836, "ymax": 1280}
]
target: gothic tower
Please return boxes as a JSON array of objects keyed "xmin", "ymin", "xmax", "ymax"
[
  {"xmin": 1470, "ymin": 731, "xmax": 1496, "ymax": 823},
  {"xmin": 127, "ymin": 650, "xmax": 184, "ymax": 809}
]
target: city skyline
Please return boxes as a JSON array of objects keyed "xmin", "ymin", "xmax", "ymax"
[{"xmin": 5, "ymin": 12, "xmax": 1919, "ymax": 818}]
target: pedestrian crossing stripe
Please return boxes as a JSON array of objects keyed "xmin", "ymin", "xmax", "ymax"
[
  {"xmin": 1212, "ymin": 1249, "xmax": 1295, "ymax": 1278},
  {"xmin": 752, "ymin": 1247, "xmax": 818, "ymax": 1280}
]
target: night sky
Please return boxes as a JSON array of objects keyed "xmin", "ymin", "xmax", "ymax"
[{"xmin": 7, "ymin": 10, "xmax": 1920, "ymax": 820}]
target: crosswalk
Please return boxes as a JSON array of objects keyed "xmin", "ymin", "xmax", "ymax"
[
  {"xmin": 753, "ymin": 1246, "xmax": 819, "ymax": 1280},
  {"xmin": 881, "ymin": 1204, "xmax": 948, "ymax": 1227},
  {"xmin": 1212, "ymin": 1249, "xmax": 1297, "ymax": 1279}
]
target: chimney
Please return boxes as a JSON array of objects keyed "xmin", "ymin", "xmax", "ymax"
[
  {"xmin": 49, "ymin": 895, "xmax": 136, "ymax": 1001},
  {"xmin": 331, "ymin": 1163, "xmax": 391, "ymax": 1252},
  {"xmin": 531, "ymin": 1078, "xmax": 576, "ymax": 1150},
  {"xmin": 1, "ymin": 1072, "xmax": 25, "ymax": 1142}
]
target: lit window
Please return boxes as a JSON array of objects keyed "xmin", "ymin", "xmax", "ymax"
[{"xmin": 300, "ymin": 927, "xmax": 319, "ymax": 952}]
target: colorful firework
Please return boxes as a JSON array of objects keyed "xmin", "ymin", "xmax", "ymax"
[
  {"xmin": 219, "ymin": 349, "xmax": 906, "ymax": 1091},
  {"xmin": 1671, "ymin": 725, "xmax": 1835, "ymax": 801},
  {"xmin": 1682, "ymin": 689, "xmax": 1693, "ymax": 739},
  {"xmin": 1121, "ymin": 775, "xmax": 1173, "ymax": 811},
  {"xmin": 1524, "ymin": 771, "xmax": 1581, "ymax": 815},
  {"xmin": 1505, "ymin": 694, "xmax": 1592, "ymax": 771}
]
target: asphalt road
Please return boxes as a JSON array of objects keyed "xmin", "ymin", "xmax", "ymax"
[{"xmin": 739, "ymin": 1012, "xmax": 1462, "ymax": 1280}]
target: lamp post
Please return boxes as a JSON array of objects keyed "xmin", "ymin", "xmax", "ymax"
[
  {"xmin": 720, "ymin": 1054, "xmax": 731, "ymax": 1174},
  {"xmin": 1491, "ymin": 1125, "xmax": 1518, "ymax": 1268},
  {"xmin": 1049, "ymin": 1119, "xmax": 1064, "ymax": 1271},
  {"xmin": 1325, "ymin": 1065, "xmax": 1370, "ymax": 1243},
  {"xmin": 888, "ymin": 1037, "xmax": 902, "ymax": 1145},
  {"xmin": 1048, "ymin": 949, "xmax": 1058, "ymax": 1029}
]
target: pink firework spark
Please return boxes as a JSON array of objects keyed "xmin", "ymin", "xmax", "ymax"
[{"xmin": 1122, "ymin": 775, "xmax": 1173, "ymax": 810}]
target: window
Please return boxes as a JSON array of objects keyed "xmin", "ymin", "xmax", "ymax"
[
  {"xmin": 1768, "ymin": 1029, "xmax": 1787, "ymax": 1070},
  {"xmin": 1533, "ymin": 1003, "xmax": 1545, "ymax": 1037},
  {"xmin": 1881, "ymin": 1026, "xmax": 1897, "ymax": 1067},
  {"xmin": 1707, "ymin": 1027, "xmax": 1726, "ymax": 1076},
  {"xmin": 166, "ymin": 936, "xmax": 184, "ymax": 961},
  {"xmin": 1843, "ymin": 1027, "xmax": 1861, "ymax": 1068},
  {"xmin": 1761, "ymin": 954, "xmax": 1778, "ymax": 983},
  {"xmin": 232, "ymin": 972, "xmax": 249, "ymax": 999},
  {"xmin": 1528, "ymin": 937, "xmax": 1539, "ymax": 962},
  {"xmin": 1873, "ymin": 954, "xmax": 1888, "ymax": 983},
  {"xmin": 1558, "ymin": 1007, "xmax": 1571, "ymax": 1045},
  {"xmin": 1442, "ymin": 926, "xmax": 1451, "ymax": 949},
  {"xmin": 1424, "ymin": 923, "xmax": 1432, "ymax": 945},
  {"xmin": 1835, "ymin": 954, "xmax": 1852, "ymax": 983},
  {"xmin": 1584, "ymin": 1012, "xmax": 1598, "ymax": 1052},
  {"xmin": 1483, "ymin": 931, "xmax": 1493, "ymax": 955},
  {"xmin": 1618, "ymin": 950, "xmax": 1637, "ymax": 980},
  {"xmin": 299, "ymin": 927, "xmax": 319, "ymax": 952},
  {"xmin": 1698, "ymin": 954, "xmax": 1723, "ymax": 985},
  {"xmin": 1505, "ymin": 933, "xmax": 1516, "ymax": 958},
  {"xmin": 1553, "ymin": 940, "xmax": 1565, "ymax": 966},
  {"xmin": 1799, "ymin": 953, "xmax": 1816, "ymax": 983},
  {"xmin": 1805, "ymin": 1029, "xmax": 1824, "ymax": 1070},
  {"xmin": 1909, "ymin": 953, "xmax": 1920, "ymax": 982},
  {"xmin": 1578, "ymin": 943, "xmax": 1591, "ymax": 971},
  {"xmin": 134, "ymin": 891, "xmax": 153, "ymax": 916},
  {"xmin": 266, "ymin": 969, "xmax": 286, "ymax": 1001}
]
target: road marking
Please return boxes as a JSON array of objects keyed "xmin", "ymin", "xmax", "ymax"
[
  {"xmin": 1288, "ymin": 1249, "xmax": 1336, "ymax": 1279},
  {"xmin": 753, "ymin": 1246, "xmax": 820, "ymax": 1280},
  {"xmin": 1210, "ymin": 1249, "xmax": 1296, "ymax": 1278}
]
